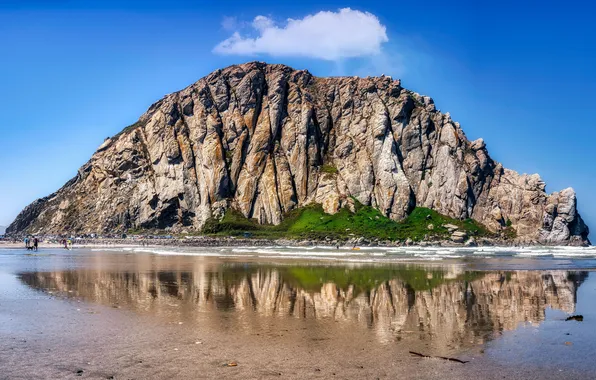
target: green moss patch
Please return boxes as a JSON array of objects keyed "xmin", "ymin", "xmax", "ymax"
[
  {"xmin": 320, "ymin": 164, "xmax": 338, "ymax": 174},
  {"xmin": 202, "ymin": 201, "xmax": 494, "ymax": 241}
]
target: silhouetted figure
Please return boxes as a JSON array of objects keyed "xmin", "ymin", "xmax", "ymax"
[{"xmin": 33, "ymin": 237, "xmax": 38, "ymax": 251}]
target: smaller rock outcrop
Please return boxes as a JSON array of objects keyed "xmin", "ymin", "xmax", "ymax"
[
  {"xmin": 450, "ymin": 231, "xmax": 467, "ymax": 243},
  {"xmin": 539, "ymin": 188, "xmax": 589, "ymax": 245}
]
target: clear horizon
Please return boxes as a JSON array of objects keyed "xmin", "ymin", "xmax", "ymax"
[{"xmin": 1, "ymin": 1, "xmax": 594, "ymax": 234}]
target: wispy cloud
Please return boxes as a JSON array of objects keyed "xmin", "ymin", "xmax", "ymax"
[
  {"xmin": 213, "ymin": 8, "xmax": 389, "ymax": 61},
  {"xmin": 221, "ymin": 16, "xmax": 240, "ymax": 31}
]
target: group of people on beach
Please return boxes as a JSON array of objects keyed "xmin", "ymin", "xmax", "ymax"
[
  {"xmin": 23, "ymin": 237, "xmax": 74, "ymax": 250},
  {"xmin": 24, "ymin": 236, "xmax": 39, "ymax": 251}
]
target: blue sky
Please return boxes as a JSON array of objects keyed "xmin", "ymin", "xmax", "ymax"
[{"xmin": 0, "ymin": 0, "xmax": 594, "ymax": 233}]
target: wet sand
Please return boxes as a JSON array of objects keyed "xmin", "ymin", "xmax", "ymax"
[{"xmin": 1, "ymin": 248, "xmax": 595, "ymax": 379}]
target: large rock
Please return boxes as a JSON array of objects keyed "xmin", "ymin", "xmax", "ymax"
[
  {"xmin": 6, "ymin": 62, "xmax": 590, "ymax": 245},
  {"xmin": 451, "ymin": 231, "xmax": 468, "ymax": 243}
]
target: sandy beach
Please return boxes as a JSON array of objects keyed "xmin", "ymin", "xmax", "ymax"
[{"xmin": 1, "ymin": 247, "xmax": 596, "ymax": 379}]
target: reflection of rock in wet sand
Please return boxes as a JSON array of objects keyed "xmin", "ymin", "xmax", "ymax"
[{"xmin": 20, "ymin": 264, "xmax": 587, "ymax": 351}]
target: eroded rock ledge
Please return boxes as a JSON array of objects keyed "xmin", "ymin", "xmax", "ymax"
[{"xmin": 7, "ymin": 62, "xmax": 589, "ymax": 245}]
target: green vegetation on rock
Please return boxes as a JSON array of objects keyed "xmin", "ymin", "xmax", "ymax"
[
  {"xmin": 112, "ymin": 120, "xmax": 145, "ymax": 140},
  {"xmin": 502, "ymin": 226, "xmax": 517, "ymax": 240},
  {"xmin": 320, "ymin": 164, "xmax": 339, "ymax": 174},
  {"xmin": 202, "ymin": 201, "xmax": 493, "ymax": 241}
]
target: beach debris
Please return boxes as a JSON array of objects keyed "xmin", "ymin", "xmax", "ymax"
[
  {"xmin": 565, "ymin": 341, "xmax": 573, "ymax": 346},
  {"xmin": 76, "ymin": 369, "xmax": 84, "ymax": 376},
  {"xmin": 565, "ymin": 315, "xmax": 583, "ymax": 322},
  {"xmin": 409, "ymin": 351, "xmax": 468, "ymax": 364},
  {"xmin": 225, "ymin": 361, "xmax": 238, "ymax": 367},
  {"xmin": 195, "ymin": 341, "xmax": 202, "ymax": 344}
]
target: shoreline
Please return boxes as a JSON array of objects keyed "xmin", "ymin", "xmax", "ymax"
[{"xmin": 1, "ymin": 236, "xmax": 591, "ymax": 249}]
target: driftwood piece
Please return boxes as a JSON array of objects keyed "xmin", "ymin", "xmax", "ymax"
[{"xmin": 409, "ymin": 351, "xmax": 469, "ymax": 364}]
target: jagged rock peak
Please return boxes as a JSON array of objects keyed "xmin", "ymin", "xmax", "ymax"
[{"xmin": 7, "ymin": 62, "xmax": 590, "ymax": 245}]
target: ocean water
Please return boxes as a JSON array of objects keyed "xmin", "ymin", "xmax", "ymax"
[
  {"xmin": 86, "ymin": 245, "xmax": 596, "ymax": 269},
  {"xmin": 1, "ymin": 247, "xmax": 596, "ymax": 378}
]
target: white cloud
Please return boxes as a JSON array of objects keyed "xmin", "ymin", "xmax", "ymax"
[
  {"xmin": 252, "ymin": 15, "xmax": 274, "ymax": 32},
  {"xmin": 213, "ymin": 8, "xmax": 389, "ymax": 61}
]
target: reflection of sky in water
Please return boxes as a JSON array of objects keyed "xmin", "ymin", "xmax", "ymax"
[
  {"xmin": 484, "ymin": 273, "xmax": 596, "ymax": 373},
  {"xmin": 14, "ymin": 249, "xmax": 590, "ymax": 356}
]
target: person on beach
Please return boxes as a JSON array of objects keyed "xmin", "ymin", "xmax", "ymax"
[
  {"xmin": 62, "ymin": 239, "xmax": 67, "ymax": 249},
  {"xmin": 24, "ymin": 237, "xmax": 30, "ymax": 248},
  {"xmin": 67, "ymin": 239, "xmax": 72, "ymax": 250},
  {"xmin": 33, "ymin": 237, "xmax": 38, "ymax": 251}
]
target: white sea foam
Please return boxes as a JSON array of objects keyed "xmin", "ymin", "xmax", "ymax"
[{"xmin": 89, "ymin": 244, "xmax": 596, "ymax": 262}]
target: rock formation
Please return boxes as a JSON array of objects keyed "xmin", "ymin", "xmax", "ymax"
[{"xmin": 7, "ymin": 62, "xmax": 589, "ymax": 244}]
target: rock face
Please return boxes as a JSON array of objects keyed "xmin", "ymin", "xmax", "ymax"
[{"xmin": 7, "ymin": 62, "xmax": 589, "ymax": 244}]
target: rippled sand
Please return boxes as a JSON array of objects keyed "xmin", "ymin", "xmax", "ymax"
[{"xmin": 1, "ymin": 248, "xmax": 595, "ymax": 379}]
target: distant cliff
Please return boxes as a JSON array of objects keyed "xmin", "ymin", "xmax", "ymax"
[{"xmin": 7, "ymin": 62, "xmax": 589, "ymax": 244}]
